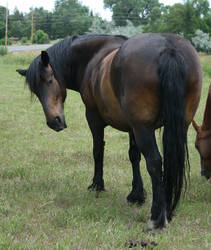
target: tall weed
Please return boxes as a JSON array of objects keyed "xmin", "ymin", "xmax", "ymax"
[
  {"xmin": 1, "ymin": 51, "xmax": 39, "ymax": 65},
  {"xmin": 0, "ymin": 46, "xmax": 8, "ymax": 56}
]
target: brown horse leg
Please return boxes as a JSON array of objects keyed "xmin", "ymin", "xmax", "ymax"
[
  {"xmin": 86, "ymin": 109, "xmax": 106, "ymax": 191},
  {"xmin": 127, "ymin": 132, "xmax": 146, "ymax": 205},
  {"xmin": 133, "ymin": 127, "xmax": 167, "ymax": 230}
]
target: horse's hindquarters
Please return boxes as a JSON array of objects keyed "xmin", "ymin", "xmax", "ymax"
[
  {"xmin": 111, "ymin": 33, "xmax": 202, "ymax": 129},
  {"xmin": 110, "ymin": 33, "xmax": 202, "ymax": 229},
  {"xmin": 111, "ymin": 36, "xmax": 162, "ymax": 128}
]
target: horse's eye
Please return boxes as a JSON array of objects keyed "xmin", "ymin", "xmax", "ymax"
[{"xmin": 49, "ymin": 79, "xmax": 53, "ymax": 84}]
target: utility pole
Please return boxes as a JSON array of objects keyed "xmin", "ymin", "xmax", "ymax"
[
  {"xmin": 30, "ymin": 9, "xmax": 34, "ymax": 44},
  {"xmin": 5, "ymin": 2, "xmax": 8, "ymax": 49}
]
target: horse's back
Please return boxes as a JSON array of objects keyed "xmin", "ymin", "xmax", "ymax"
[{"xmin": 111, "ymin": 33, "xmax": 202, "ymax": 127}]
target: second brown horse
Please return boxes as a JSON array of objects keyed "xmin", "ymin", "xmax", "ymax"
[
  {"xmin": 17, "ymin": 33, "xmax": 202, "ymax": 230},
  {"xmin": 193, "ymin": 84, "xmax": 211, "ymax": 182}
]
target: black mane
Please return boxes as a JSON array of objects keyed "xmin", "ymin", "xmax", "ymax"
[
  {"xmin": 26, "ymin": 34, "xmax": 128, "ymax": 94},
  {"xmin": 25, "ymin": 35, "xmax": 77, "ymax": 94}
]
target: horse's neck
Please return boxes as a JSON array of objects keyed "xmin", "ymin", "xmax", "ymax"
[
  {"xmin": 202, "ymin": 84, "xmax": 211, "ymax": 131},
  {"xmin": 66, "ymin": 36, "xmax": 125, "ymax": 91}
]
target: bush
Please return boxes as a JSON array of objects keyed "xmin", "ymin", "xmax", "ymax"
[
  {"xmin": 0, "ymin": 46, "xmax": 8, "ymax": 56},
  {"xmin": 109, "ymin": 20, "xmax": 142, "ymax": 37},
  {"xmin": 20, "ymin": 37, "xmax": 29, "ymax": 45},
  {"xmin": 88, "ymin": 18, "xmax": 142, "ymax": 37},
  {"xmin": 0, "ymin": 38, "xmax": 12, "ymax": 46},
  {"xmin": 192, "ymin": 30, "xmax": 211, "ymax": 54},
  {"xmin": 33, "ymin": 29, "xmax": 50, "ymax": 44}
]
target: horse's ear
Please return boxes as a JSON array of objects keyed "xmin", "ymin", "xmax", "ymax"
[
  {"xmin": 41, "ymin": 51, "xmax": 49, "ymax": 67},
  {"xmin": 16, "ymin": 69, "xmax": 27, "ymax": 77},
  {"xmin": 192, "ymin": 120, "xmax": 201, "ymax": 133}
]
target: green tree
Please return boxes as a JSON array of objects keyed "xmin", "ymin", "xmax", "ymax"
[
  {"xmin": 163, "ymin": 4, "xmax": 187, "ymax": 34},
  {"xmin": 51, "ymin": 0, "xmax": 93, "ymax": 38},
  {"xmin": 192, "ymin": 0, "xmax": 209, "ymax": 17},
  {"xmin": 33, "ymin": 8, "xmax": 54, "ymax": 39},
  {"xmin": 192, "ymin": 0, "xmax": 210, "ymax": 34},
  {"xmin": 143, "ymin": 4, "xmax": 168, "ymax": 33},
  {"xmin": 202, "ymin": 13, "xmax": 211, "ymax": 35},
  {"xmin": 0, "ymin": 21, "xmax": 4, "ymax": 39},
  {"xmin": 22, "ymin": 18, "xmax": 32, "ymax": 39},
  {"xmin": 0, "ymin": 6, "xmax": 6, "ymax": 21},
  {"xmin": 9, "ymin": 8, "xmax": 24, "ymax": 23},
  {"xmin": 183, "ymin": 0, "xmax": 198, "ymax": 39},
  {"xmin": 0, "ymin": 6, "xmax": 6, "ymax": 39},
  {"xmin": 162, "ymin": 0, "xmax": 210, "ymax": 39},
  {"xmin": 8, "ymin": 8, "xmax": 25, "ymax": 38},
  {"xmin": 104, "ymin": 0, "xmax": 161, "ymax": 26},
  {"xmin": 8, "ymin": 20, "xmax": 24, "ymax": 38}
]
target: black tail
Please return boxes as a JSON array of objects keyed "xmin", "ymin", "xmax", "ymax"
[{"xmin": 158, "ymin": 48, "xmax": 189, "ymax": 220}]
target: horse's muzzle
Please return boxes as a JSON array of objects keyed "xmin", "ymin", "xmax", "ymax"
[{"xmin": 47, "ymin": 116, "xmax": 67, "ymax": 132}]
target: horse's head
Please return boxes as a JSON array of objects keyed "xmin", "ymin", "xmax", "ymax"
[
  {"xmin": 192, "ymin": 120, "xmax": 211, "ymax": 182},
  {"xmin": 17, "ymin": 51, "xmax": 67, "ymax": 132}
]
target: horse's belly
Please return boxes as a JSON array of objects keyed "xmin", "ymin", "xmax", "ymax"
[{"xmin": 98, "ymin": 102, "xmax": 130, "ymax": 132}]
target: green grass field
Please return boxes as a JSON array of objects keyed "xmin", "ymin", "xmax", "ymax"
[{"xmin": 0, "ymin": 51, "xmax": 210, "ymax": 249}]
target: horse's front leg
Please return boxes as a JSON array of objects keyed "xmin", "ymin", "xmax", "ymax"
[{"xmin": 86, "ymin": 109, "xmax": 106, "ymax": 191}]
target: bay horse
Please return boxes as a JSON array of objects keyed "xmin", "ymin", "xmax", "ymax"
[
  {"xmin": 192, "ymin": 84, "xmax": 211, "ymax": 183},
  {"xmin": 17, "ymin": 34, "xmax": 202, "ymax": 231}
]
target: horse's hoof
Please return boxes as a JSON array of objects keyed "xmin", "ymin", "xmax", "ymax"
[
  {"xmin": 144, "ymin": 220, "xmax": 160, "ymax": 234},
  {"xmin": 127, "ymin": 189, "xmax": 146, "ymax": 206},
  {"xmin": 144, "ymin": 217, "xmax": 168, "ymax": 233},
  {"xmin": 144, "ymin": 220, "xmax": 156, "ymax": 233},
  {"xmin": 127, "ymin": 196, "xmax": 145, "ymax": 206},
  {"xmin": 88, "ymin": 182, "xmax": 105, "ymax": 191}
]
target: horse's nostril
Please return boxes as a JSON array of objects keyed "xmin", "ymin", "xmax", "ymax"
[{"xmin": 54, "ymin": 116, "xmax": 61, "ymax": 124}]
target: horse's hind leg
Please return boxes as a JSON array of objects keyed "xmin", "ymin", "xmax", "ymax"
[
  {"xmin": 86, "ymin": 109, "xmax": 106, "ymax": 191},
  {"xmin": 133, "ymin": 127, "xmax": 167, "ymax": 230},
  {"xmin": 127, "ymin": 132, "xmax": 146, "ymax": 205}
]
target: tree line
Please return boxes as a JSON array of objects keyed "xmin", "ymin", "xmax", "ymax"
[{"xmin": 0, "ymin": 0, "xmax": 211, "ymax": 43}]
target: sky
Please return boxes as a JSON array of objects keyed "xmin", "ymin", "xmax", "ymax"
[{"xmin": 0, "ymin": 0, "xmax": 210, "ymax": 21}]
